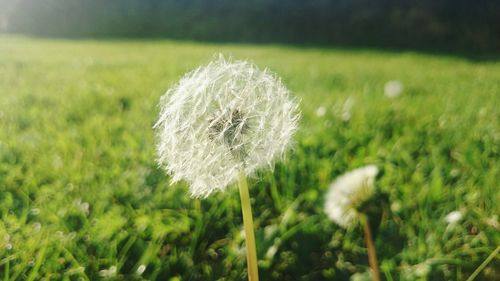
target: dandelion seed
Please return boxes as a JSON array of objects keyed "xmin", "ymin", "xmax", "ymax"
[
  {"xmin": 30, "ymin": 208, "xmax": 40, "ymax": 216},
  {"xmin": 265, "ymin": 245, "xmax": 278, "ymax": 259},
  {"xmin": 33, "ymin": 222, "xmax": 42, "ymax": 232},
  {"xmin": 413, "ymin": 261, "xmax": 431, "ymax": 278},
  {"xmin": 154, "ymin": 55, "xmax": 299, "ymax": 198},
  {"xmin": 80, "ymin": 202, "xmax": 90, "ymax": 214},
  {"xmin": 324, "ymin": 165, "xmax": 379, "ymax": 228},
  {"xmin": 99, "ymin": 266, "xmax": 117, "ymax": 278},
  {"xmin": 350, "ymin": 271, "xmax": 373, "ymax": 281},
  {"xmin": 485, "ymin": 215, "xmax": 499, "ymax": 229},
  {"xmin": 316, "ymin": 106, "xmax": 326, "ymax": 117},
  {"xmin": 136, "ymin": 264, "xmax": 146, "ymax": 275},
  {"xmin": 74, "ymin": 199, "xmax": 90, "ymax": 215},
  {"xmin": 390, "ymin": 201, "xmax": 402, "ymax": 213},
  {"xmin": 445, "ymin": 210, "xmax": 463, "ymax": 224},
  {"xmin": 341, "ymin": 97, "xmax": 354, "ymax": 122},
  {"xmin": 384, "ymin": 80, "xmax": 403, "ymax": 98}
]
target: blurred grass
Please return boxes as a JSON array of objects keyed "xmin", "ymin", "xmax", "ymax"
[{"xmin": 0, "ymin": 36, "xmax": 499, "ymax": 281}]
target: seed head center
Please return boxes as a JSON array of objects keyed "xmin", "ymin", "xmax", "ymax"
[{"xmin": 209, "ymin": 109, "xmax": 249, "ymax": 158}]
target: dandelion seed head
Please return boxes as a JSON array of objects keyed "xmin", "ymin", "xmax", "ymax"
[
  {"xmin": 99, "ymin": 266, "xmax": 117, "ymax": 278},
  {"xmin": 155, "ymin": 55, "xmax": 300, "ymax": 198},
  {"xmin": 30, "ymin": 208, "xmax": 40, "ymax": 216},
  {"xmin": 33, "ymin": 222, "xmax": 42, "ymax": 232},
  {"xmin": 445, "ymin": 210, "xmax": 463, "ymax": 224},
  {"xmin": 324, "ymin": 165, "xmax": 378, "ymax": 228},
  {"xmin": 316, "ymin": 106, "xmax": 326, "ymax": 117},
  {"xmin": 384, "ymin": 80, "xmax": 403, "ymax": 98},
  {"xmin": 136, "ymin": 264, "xmax": 147, "ymax": 275},
  {"xmin": 341, "ymin": 97, "xmax": 354, "ymax": 122}
]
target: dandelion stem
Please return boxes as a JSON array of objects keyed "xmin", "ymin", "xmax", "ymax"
[
  {"xmin": 361, "ymin": 215, "xmax": 381, "ymax": 281},
  {"xmin": 238, "ymin": 171, "xmax": 259, "ymax": 281}
]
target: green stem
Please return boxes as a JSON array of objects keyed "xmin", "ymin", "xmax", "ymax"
[
  {"xmin": 238, "ymin": 171, "xmax": 259, "ymax": 281},
  {"xmin": 361, "ymin": 215, "xmax": 381, "ymax": 281},
  {"xmin": 4, "ymin": 260, "xmax": 9, "ymax": 281}
]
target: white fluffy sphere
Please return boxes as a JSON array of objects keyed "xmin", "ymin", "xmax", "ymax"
[
  {"xmin": 324, "ymin": 165, "xmax": 379, "ymax": 228},
  {"xmin": 154, "ymin": 55, "xmax": 299, "ymax": 198}
]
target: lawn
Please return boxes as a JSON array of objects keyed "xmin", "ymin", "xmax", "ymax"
[{"xmin": 0, "ymin": 36, "xmax": 499, "ymax": 281}]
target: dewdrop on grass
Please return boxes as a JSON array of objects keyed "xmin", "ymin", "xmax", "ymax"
[
  {"xmin": 154, "ymin": 55, "xmax": 299, "ymax": 198},
  {"xmin": 324, "ymin": 165, "xmax": 379, "ymax": 228}
]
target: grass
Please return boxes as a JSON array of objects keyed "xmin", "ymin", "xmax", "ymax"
[{"xmin": 0, "ymin": 36, "xmax": 499, "ymax": 281}]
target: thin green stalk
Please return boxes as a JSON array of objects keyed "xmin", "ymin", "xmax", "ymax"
[
  {"xmin": 361, "ymin": 215, "xmax": 381, "ymax": 281},
  {"xmin": 238, "ymin": 171, "xmax": 259, "ymax": 281},
  {"xmin": 4, "ymin": 260, "xmax": 9, "ymax": 281},
  {"xmin": 466, "ymin": 245, "xmax": 500, "ymax": 281}
]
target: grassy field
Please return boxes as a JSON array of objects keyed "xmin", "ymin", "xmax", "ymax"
[{"xmin": 0, "ymin": 36, "xmax": 499, "ymax": 281}]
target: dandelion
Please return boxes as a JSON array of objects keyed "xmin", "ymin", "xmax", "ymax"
[
  {"xmin": 384, "ymin": 80, "xmax": 403, "ymax": 98},
  {"xmin": 341, "ymin": 96, "xmax": 354, "ymax": 122},
  {"xmin": 316, "ymin": 106, "xmax": 327, "ymax": 117},
  {"xmin": 324, "ymin": 165, "xmax": 381, "ymax": 281},
  {"xmin": 155, "ymin": 55, "xmax": 299, "ymax": 281},
  {"xmin": 325, "ymin": 165, "xmax": 378, "ymax": 228},
  {"xmin": 136, "ymin": 264, "xmax": 146, "ymax": 275},
  {"xmin": 445, "ymin": 210, "xmax": 463, "ymax": 224},
  {"xmin": 74, "ymin": 199, "xmax": 90, "ymax": 215},
  {"xmin": 32, "ymin": 222, "xmax": 42, "ymax": 232},
  {"xmin": 485, "ymin": 215, "xmax": 499, "ymax": 229},
  {"xmin": 155, "ymin": 55, "xmax": 299, "ymax": 198},
  {"xmin": 99, "ymin": 266, "xmax": 117, "ymax": 278},
  {"xmin": 30, "ymin": 208, "xmax": 40, "ymax": 216}
]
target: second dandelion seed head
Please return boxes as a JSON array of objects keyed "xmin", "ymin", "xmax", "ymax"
[{"xmin": 324, "ymin": 165, "xmax": 379, "ymax": 228}]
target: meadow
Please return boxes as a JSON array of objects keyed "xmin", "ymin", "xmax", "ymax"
[{"xmin": 0, "ymin": 36, "xmax": 499, "ymax": 280}]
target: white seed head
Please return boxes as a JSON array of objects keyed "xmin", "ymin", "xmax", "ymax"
[
  {"xmin": 384, "ymin": 80, "xmax": 403, "ymax": 98},
  {"xmin": 136, "ymin": 264, "xmax": 147, "ymax": 275},
  {"xmin": 445, "ymin": 210, "xmax": 463, "ymax": 224},
  {"xmin": 341, "ymin": 96, "xmax": 354, "ymax": 122},
  {"xmin": 154, "ymin": 55, "xmax": 300, "ymax": 198},
  {"xmin": 315, "ymin": 106, "xmax": 326, "ymax": 117},
  {"xmin": 324, "ymin": 165, "xmax": 379, "ymax": 228}
]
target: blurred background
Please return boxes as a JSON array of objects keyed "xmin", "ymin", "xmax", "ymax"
[
  {"xmin": 1, "ymin": 0, "xmax": 499, "ymax": 55},
  {"xmin": 1, "ymin": 1, "xmax": 499, "ymax": 281}
]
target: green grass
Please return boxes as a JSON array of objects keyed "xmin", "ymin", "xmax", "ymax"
[{"xmin": 0, "ymin": 36, "xmax": 499, "ymax": 281}]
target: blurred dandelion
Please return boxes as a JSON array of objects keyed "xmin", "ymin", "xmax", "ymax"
[
  {"xmin": 32, "ymin": 222, "xmax": 42, "ymax": 232},
  {"xmin": 341, "ymin": 96, "xmax": 354, "ymax": 122},
  {"xmin": 350, "ymin": 270, "xmax": 373, "ymax": 281},
  {"xmin": 445, "ymin": 210, "xmax": 463, "ymax": 225},
  {"xmin": 324, "ymin": 165, "xmax": 381, "ymax": 281},
  {"xmin": 99, "ymin": 266, "xmax": 117, "ymax": 278},
  {"xmin": 384, "ymin": 80, "xmax": 403, "ymax": 98},
  {"xmin": 316, "ymin": 105, "xmax": 327, "ymax": 117},
  {"xmin": 155, "ymin": 55, "xmax": 299, "ymax": 281},
  {"xmin": 136, "ymin": 264, "xmax": 146, "ymax": 275},
  {"xmin": 324, "ymin": 165, "xmax": 378, "ymax": 228},
  {"xmin": 30, "ymin": 208, "xmax": 40, "ymax": 216}
]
